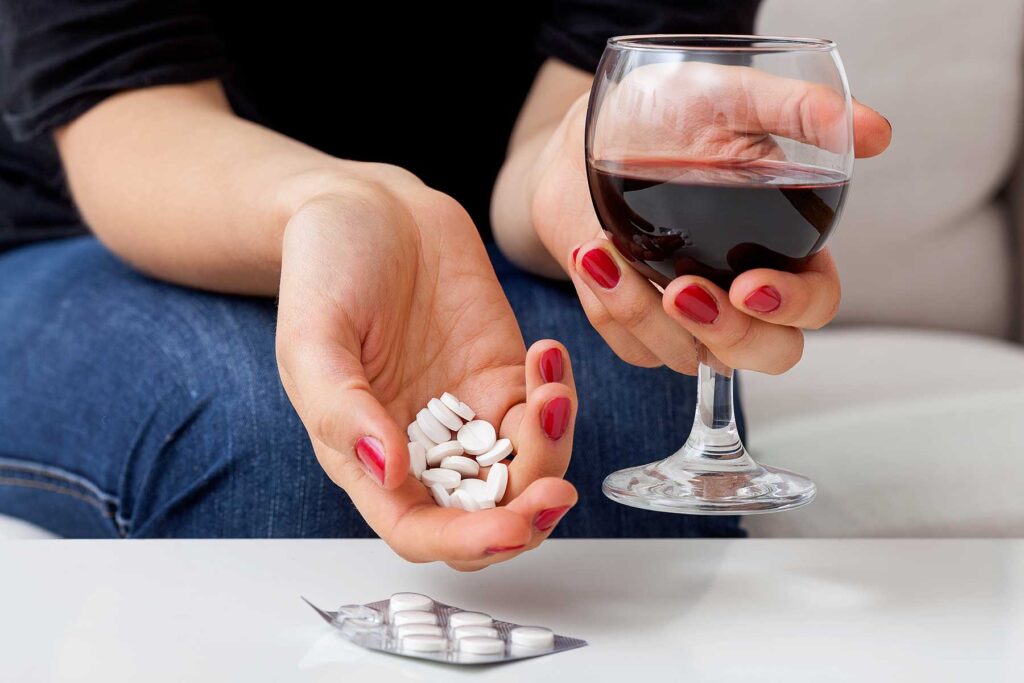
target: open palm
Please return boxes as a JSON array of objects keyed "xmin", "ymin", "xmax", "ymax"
[{"xmin": 276, "ymin": 174, "xmax": 577, "ymax": 570}]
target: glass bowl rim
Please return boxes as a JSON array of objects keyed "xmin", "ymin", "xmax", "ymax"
[{"xmin": 607, "ymin": 34, "xmax": 836, "ymax": 53}]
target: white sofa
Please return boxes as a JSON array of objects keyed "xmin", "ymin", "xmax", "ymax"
[{"xmin": 3, "ymin": 0, "xmax": 1023, "ymax": 539}]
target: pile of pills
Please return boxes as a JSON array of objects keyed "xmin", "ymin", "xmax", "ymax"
[
  {"xmin": 406, "ymin": 392, "xmax": 512, "ymax": 510},
  {"xmin": 308, "ymin": 592, "xmax": 586, "ymax": 665}
]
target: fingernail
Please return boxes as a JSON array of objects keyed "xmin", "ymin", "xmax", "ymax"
[
  {"xmin": 540, "ymin": 397, "xmax": 571, "ymax": 440},
  {"xmin": 539, "ymin": 347, "xmax": 564, "ymax": 383},
  {"xmin": 674, "ymin": 285, "xmax": 719, "ymax": 324},
  {"xmin": 883, "ymin": 114, "xmax": 892, "ymax": 132},
  {"xmin": 534, "ymin": 506, "xmax": 570, "ymax": 531},
  {"xmin": 355, "ymin": 436, "xmax": 386, "ymax": 486},
  {"xmin": 485, "ymin": 544, "xmax": 526, "ymax": 555},
  {"xmin": 580, "ymin": 248, "xmax": 620, "ymax": 289},
  {"xmin": 571, "ymin": 246, "xmax": 580, "ymax": 263},
  {"xmin": 743, "ymin": 285, "xmax": 782, "ymax": 313}
]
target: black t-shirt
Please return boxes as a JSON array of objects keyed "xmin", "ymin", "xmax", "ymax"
[{"xmin": 0, "ymin": 1, "xmax": 760, "ymax": 250}]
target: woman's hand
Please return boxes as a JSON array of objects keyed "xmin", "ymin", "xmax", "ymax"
[
  {"xmin": 275, "ymin": 168, "xmax": 577, "ymax": 570},
  {"xmin": 526, "ymin": 63, "xmax": 893, "ymax": 375}
]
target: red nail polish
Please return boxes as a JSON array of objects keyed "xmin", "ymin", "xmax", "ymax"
[
  {"xmin": 485, "ymin": 544, "xmax": 526, "ymax": 555},
  {"xmin": 674, "ymin": 285, "xmax": 719, "ymax": 324},
  {"xmin": 534, "ymin": 506, "xmax": 570, "ymax": 531},
  {"xmin": 355, "ymin": 436, "xmax": 385, "ymax": 486},
  {"xmin": 540, "ymin": 397, "xmax": 571, "ymax": 441},
  {"xmin": 744, "ymin": 286, "xmax": 782, "ymax": 313},
  {"xmin": 580, "ymin": 248, "xmax": 620, "ymax": 289},
  {"xmin": 539, "ymin": 347, "xmax": 564, "ymax": 383},
  {"xmin": 571, "ymin": 247, "xmax": 580, "ymax": 263}
]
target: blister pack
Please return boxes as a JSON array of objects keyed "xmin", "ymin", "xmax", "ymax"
[{"xmin": 304, "ymin": 592, "xmax": 587, "ymax": 665}]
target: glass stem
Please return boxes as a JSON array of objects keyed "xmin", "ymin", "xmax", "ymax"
[{"xmin": 677, "ymin": 341, "xmax": 752, "ymax": 469}]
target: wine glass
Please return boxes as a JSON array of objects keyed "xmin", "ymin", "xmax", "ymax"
[{"xmin": 586, "ymin": 35, "xmax": 853, "ymax": 514}]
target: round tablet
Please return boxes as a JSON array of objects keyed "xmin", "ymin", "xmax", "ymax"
[
  {"xmin": 452, "ymin": 625, "xmax": 499, "ymax": 640},
  {"xmin": 510, "ymin": 626, "xmax": 554, "ymax": 649},
  {"xmin": 441, "ymin": 392, "xmax": 476, "ymax": 421},
  {"xmin": 426, "ymin": 440, "xmax": 463, "ymax": 467},
  {"xmin": 430, "ymin": 483, "xmax": 452, "ymax": 508},
  {"xmin": 485, "ymin": 462, "xmax": 508, "ymax": 504},
  {"xmin": 401, "ymin": 634, "xmax": 447, "ymax": 652},
  {"xmin": 416, "ymin": 408, "xmax": 451, "ymax": 444},
  {"xmin": 457, "ymin": 420, "xmax": 497, "ymax": 456},
  {"xmin": 428, "ymin": 398, "xmax": 464, "ymax": 431},
  {"xmin": 392, "ymin": 610, "xmax": 438, "ymax": 627},
  {"xmin": 440, "ymin": 455, "xmax": 479, "ymax": 478},
  {"xmin": 408, "ymin": 442, "xmax": 427, "ymax": 479},
  {"xmin": 457, "ymin": 478, "xmax": 488, "ymax": 497},
  {"xmin": 407, "ymin": 421, "xmax": 436, "ymax": 450},
  {"xmin": 396, "ymin": 623, "xmax": 443, "ymax": 639},
  {"xmin": 475, "ymin": 438, "xmax": 513, "ymax": 467},
  {"xmin": 448, "ymin": 611, "xmax": 493, "ymax": 629},
  {"xmin": 450, "ymin": 489, "xmax": 481, "ymax": 512},
  {"xmin": 389, "ymin": 593, "xmax": 433, "ymax": 614},
  {"xmin": 420, "ymin": 468, "xmax": 460, "ymax": 491},
  {"xmin": 458, "ymin": 636, "xmax": 505, "ymax": 655}
]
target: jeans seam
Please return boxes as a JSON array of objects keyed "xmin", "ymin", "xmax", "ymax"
[{"xmin": 0, "ymin": 456, "xmax": 124, "ymax": 536}]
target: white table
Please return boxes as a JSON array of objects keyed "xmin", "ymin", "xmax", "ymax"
[{"xmin": 1, "ymin": 539, "xmax": 1021, "ymax": 682}]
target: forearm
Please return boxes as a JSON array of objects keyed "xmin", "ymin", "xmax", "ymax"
[
  {"xmin": 55, "ymin": 80, "xmax": 396, "ymax": 296},
  {"xmin": 491, "ymin": 59, "xmax": 592, "ymax": 280}
]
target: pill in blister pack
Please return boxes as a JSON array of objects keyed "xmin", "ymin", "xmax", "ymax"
[{"xmin": 303, "ymin": 593, "xmax": 586, "ymax": 665}]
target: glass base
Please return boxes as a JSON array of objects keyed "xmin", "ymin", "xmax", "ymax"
[{"xmin": 601, "ymin": 447, "xmax": 816, "ymax": 515}]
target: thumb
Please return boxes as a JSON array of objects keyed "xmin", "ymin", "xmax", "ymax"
[{"xmin": 277, "ymin": 327, "xmax": 409, "ymax": 490}]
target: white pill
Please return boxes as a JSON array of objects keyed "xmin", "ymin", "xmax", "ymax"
[
  {"xmin": 426, "ymin": 440, "xmax": 463, "ymax": 467},
  {"xmin": 396, "ymin": 623, "xmax": 443, "ymax": 639},
  {"xmin": 457, "ymin": 478, "xmax": 488, "ymax": 497},
  {"xmin": 510, "ymin": 626, "xmax": 554, "ymax": 649},
  {"xmin": 457, "ymin": 420, "xmax": 497, "ymax": 456},
  {"xmin": 407, "ymin": 421, "xmax": 436, "ymax": 450},
  {"xmin": 452, "ymin": 625, "xmax": 499, "ymax": 640},
  {"xmin": 458, "ymin": 636, "xmax": 505, "ymax": 655},
  {"xmin": 485, "ymin": 462, "xmax": 508, "ymax": 504},
  {"xmin": 389, "ymin": 593, "xmax": 433, "ymax": 614},
  {"xmin": 430, "ymin": 483, "xmax": 452, "ymax": 508},
  {"xmin": 440, "ymin": 455, "xmax": 479, "ymax": 478},
  {"xmin": 441, "ymin": 392, "xmax": 476, "ymax": 421},
  {"xmin": 449, "ymin": 611, "xmax": 493, "ymax": 629},
  {"xmin": 421, "ymin": 468, "xmax": 460, "ymax": 491},
  {"xmin": 393, "ymin": 610, "xmax": 437, "ymax": 626},
  {"xmin": 427, "ymin": 397, "xmax": 463, "ymax": 431},
  {"xmin": 408, "ymin": 442, "xmax": 426, "ymax": 479},
  {"xmin": 450, "ymin": 489, "xmax": 481, "ymax": 512},
  {"xmin": 475, "ymin": 437, "xmax": 513, "ymax": 467},
  {"xmin": 416, "ymin": 408, "xmax": 451, "ymax": 444},
  {"xmin": 476, "ymin": 497, "xmax": 496, "ymax": 510},
  {"xmin": 401, "ymin": 634, "xmax": 448, "ymax": 652}
]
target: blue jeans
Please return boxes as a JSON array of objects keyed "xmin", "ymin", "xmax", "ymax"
[{"xmin": 0, "ymin": 237, "xmax": 744, "ymax": 538}]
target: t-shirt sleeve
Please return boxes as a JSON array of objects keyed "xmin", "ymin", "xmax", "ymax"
[
  {"xmin": 0, "ymin": 0, "xmax": 231, "ymax": 141},
  {"xmin": 537, "ymin": 0, "xmax": 762, "ymax": 73}
]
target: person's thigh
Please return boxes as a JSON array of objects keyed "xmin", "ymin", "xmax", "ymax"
[
  {"xmin": 491, "ymin": 246, "xmax": 745, "ymax": 538},
  {"xmin": 0, "ymin": 237, "xmax": 371, "ymax": 538}
]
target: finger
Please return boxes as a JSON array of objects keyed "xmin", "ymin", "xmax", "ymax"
[
  {"xmin": 448, "ymin": 477, "xmax": 578, "ymax": 571},
  {"xmin": 501, "ymin": 381, "xmax": 576, "ymax": 500},
  {"xmin": 567, "ymin": 247, "xmax": 662, "ymax": 369},
  {"xmin": 738, "ymin": 69, "xmax": 891, "ymax": 157},
  {"xmin": 728, "ymin": 250, "xmax": 841, "ymax": 330},
  {"xmin": 276, "ymin": 321, "xmax": 409, "ymax": 492},
  {"xmin": 853, "ymin": 99, "xmax": 892, "ymax": 158},
  {"xmin": 571, "ymin": 240, "xmax": 698, "ymax": 374},
  {"xmin": 662, "ymin": 275, "xmax": 805, "ymax": 375},
  {"xmin": 524, "ymin": 339, "xmax": 575, "ymax": 394},
  {"xmin": 504, "ymin": 476, "xmax": 577, "ymax": 546}
]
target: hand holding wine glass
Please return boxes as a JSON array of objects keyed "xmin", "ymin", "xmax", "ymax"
[{"xmin": 529, "ymin": 48, "xmax": 891, "ymax": 376}]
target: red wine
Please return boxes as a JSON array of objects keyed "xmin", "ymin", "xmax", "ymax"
[{"xmin": 587, "ymin": 159, "xmax": 850, "ymax": 289}]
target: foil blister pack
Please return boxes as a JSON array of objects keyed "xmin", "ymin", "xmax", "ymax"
[{"xmin": 303, "ymin": 592, "xmax": 587, "ymax": 665}]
